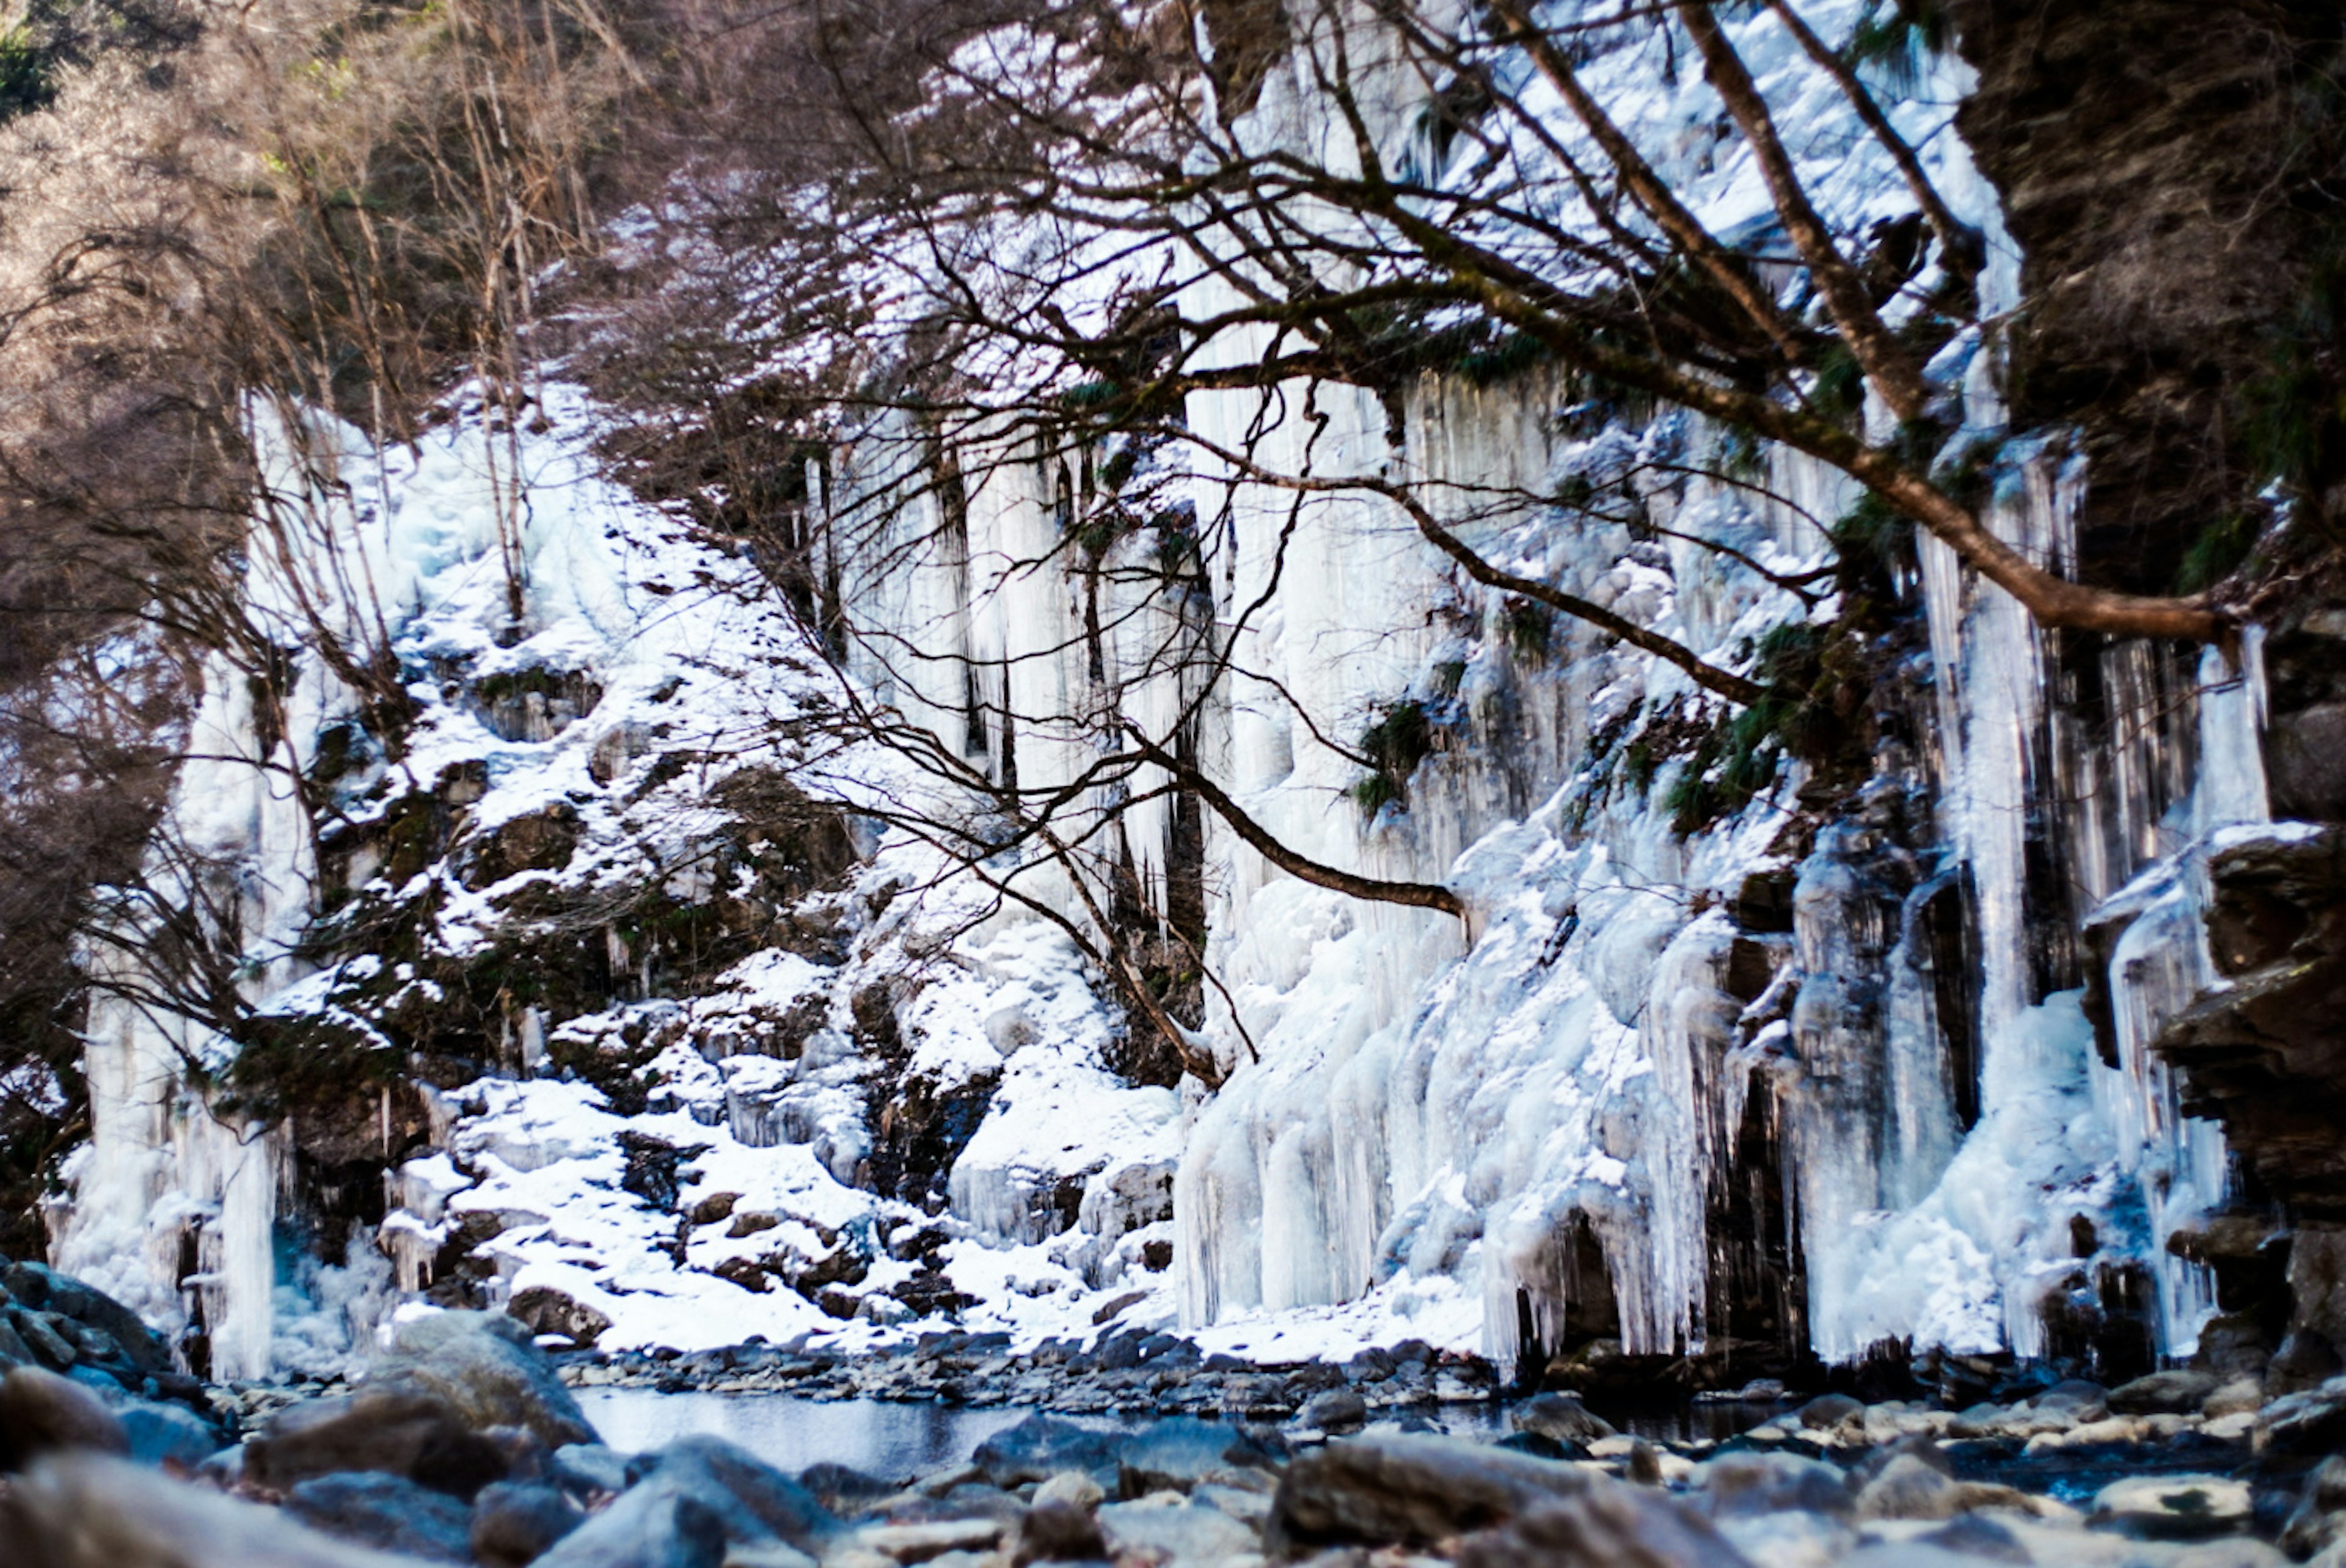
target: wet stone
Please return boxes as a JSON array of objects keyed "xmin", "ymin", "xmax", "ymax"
[{"xmin": 284, "ymin": 1470, "xmax": 477, "ymax": 1563}]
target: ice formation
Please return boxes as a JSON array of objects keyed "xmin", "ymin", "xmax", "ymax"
[{"xmin": 40, "ymin": 0, "xmax": 2304, "ymax": 1383}]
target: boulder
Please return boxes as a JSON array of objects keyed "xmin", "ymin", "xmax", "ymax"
[
  {"xmin": 369, "ymin": 1313, "xmax": 597, "ymax": 1449},
  {"xmin": 0, "ymin": 1266, "xmax": 172, "ymax": 1376},
  {"xmin": 1510, "ymin": 1393, "xmax": 1615, "ymax": 1446},
  {"xmin": 529, "ymin": 1483, "xmax": 727, "ymax": 1568},
  {"xmin": 794, "ymin": 1462, "xmax": 898, "ymax": 1519},
  {"xmin": 246, "ymin": 1387, "xmax": 514, "ymax": 1498},
  {"xmin": 1097, "ymin": 1495, "xmax": 1257, "ymax": 1564},
  {"xmin": 1453, "ymin": 1487, "xmax": 1751, "ymax": 1568},
  {"xmin": 470, "ymin": 1481, "xmax": 584, "ymax": 1568},
  {"xmin": 1266, "ymin": 1434, "xmax": 1593, "ymax": 1554},
  {"xmin": 1794, "ymin": 1393, "xmax": 1863, "ymax": 1431},
  {"xmin": 623, "ymin": 1437, "xmax": 841, "ymax": 1552},
  {"xmin": 284, "ymin": 1473, "xmax": 475, "ymax": 1563},
  {"xmin": 1689, "ymin": 1451, "xmax": 1853, "ymax": 1520},
  {"xmin": 2258, "ymin": 1374, "xmax": 2346, "ymax": 1467},
  {"xmin": 118, "ymin": 1399, "xmax": 227, "ymax": 1469},
  {"xmin": 1116, "ymin": 1418, "xmax": 1277, "ymax": 1497},
  {"xmin": 2033, "ymin": 1379, "xmax": 2110, "ymax": 1422},
  {"xmin": 0, "ymin": 1366, "xmax": 130, "ymax": 1470},
  {"xmin": 2090, "ymin": 1473, "xmax": 2253, "ymax": 1539},
  {"xmin": 549, "ymin": 1444, "xmax": 629, "ymax": 1497},
  {"xmin": 1713, "ymin": 1509, "xmax": 1855, "ymax": 1567},
  {"xmin": 1031, "ymin": 1471, "xmax": 1105, "ymax": 1511},
  {"xmin": 0, "ymin": 1451, "xmax": 429, "ymax": 1568},
  {"xmin": 1298, "ymin": 1388, "xmax": 1367, "ymax": 1432},
  {"xmin": 970, "ymin": 1416, "xmax": 1123, "ymax": 1489},
  {"xmin": 1012, "ymin": 1500, "xmax": 1106, "ymax": 1566},
  {"xmin": 1852, "ymin": 1454, "xmax": 1962, "ymax": 1522},
  {"xmin": 2109, "ymin": 1369, "xmax": 2221, "ymax": 1415}
]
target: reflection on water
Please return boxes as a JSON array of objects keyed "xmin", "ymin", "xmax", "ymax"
[
  {"xmin": 574, "ymin": 1390, "xmax": 1064, "ymax": 1482},
  {"xmin": 571, "ymin": 1388, "xmax": 1775, "ymax": 1483}
]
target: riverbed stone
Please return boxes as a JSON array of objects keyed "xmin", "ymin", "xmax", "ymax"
[
  {"xmin": 4, "ymin": 1451, "xmax": 428, "ymax": 1568},
  {"xmin": 1013, "ymin": 1499, "xmax": 1106, "ymax": 1564},
  {"xmin": 1266, "ymin": 1434, "xmax": 1593, "ymax": 1553},
  {"xmin": 1453, "ymin": 1486, "xmax": 1750, "ymax": 1568},
  {"xmin": 1852, "ymin": 1453, "xmax": 1965, "ymax": 1521},
  {"xmin": 626, "ymin": 1435, "xmax": 841, "ymax": 1550},
  {"xmin": 1690, "ymin": 1451, "xmax": 1853, "ymax": 1520},
  {"xmin": 1510, "ymin": 1393, "xmax": 1615, "ymax": 1446},
  {"xmin": 285, "ymin": 1471, "xmax": 476, "ymax": 1563},
  {"xmin": 797, "ymin": 1461, "xmax": 898, "ymax": 1519},
  {"xmin": 371, "ymin": 1311, "xmax": 597, "ymax": 1449},
  {"xmin": 0, "ymin": 1365, "xmax": 129, "ymax": 1470},
  {"xmin": 117, "ymin": 1398, "xmax": 225, "ymax": 1468},
  {"xmin": 552, "ymin": 1442, "xmax": 629, "ymax": 1496},
  {"xmin": 1795, "ymin": 1394, "xmax": 1863, "ymax": 1431},
  {"xmin": 2092, "ymin": 1473, "xmax": 2254, "ymax": 1538},
  {"xmin": 1098, "ymin": 1493, "xmax": 1259, "ymax": 1564},
  {"xmin": 246, "ymin": 1385, "xmax": 513, "ymax": 1497},
  {"xmin": 1296, "ymin": 1388, "xmax": 1366, "ymax": 1433},
  {"xmin": 2282, "ymin": 1456, "xmax": 2346, "ymax": 1558},
  {"xmin": 2112, "ymin": 1369, "xmax": 2222, "ymax": 1415},
  {"xmin": 1118, "ymin": 1417, "xmax": 1277, "ymax": 1497},
  {"xmin": 1032, "ymin": 1471, "xmax": 1105, "ymax": 1511},
  {"xmin": 532, "ymin": 1479, "xmax": 729, "ymax": 1568},
  {"xmin": 2257, "ymin": 1374, "xmax": 2346, "ymax": 1466},
  {"xmin": 472, "ymin": 1480, "xmax": 584, "ymax": 1568},
  {"xmin": 971, "ymin": 1415, "xmax": 1123, "ymax": 1489}
]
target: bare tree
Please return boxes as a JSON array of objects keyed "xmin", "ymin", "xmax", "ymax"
[{"xmin": 563, "ymin": 0, "xmax": 2273, "ymax": 1078}]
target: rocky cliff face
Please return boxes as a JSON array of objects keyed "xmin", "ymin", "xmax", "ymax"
[{"xmin": 24, "ymin": 1, "xmax": 2346, "ymax": 1393}]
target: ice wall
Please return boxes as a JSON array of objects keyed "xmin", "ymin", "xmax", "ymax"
[{"xmin": 819, "ymin": 0, "xmax": 2284, "ymax": 1376}]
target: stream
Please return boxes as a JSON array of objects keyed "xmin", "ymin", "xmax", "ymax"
[{"xmin": 570, "ymin": 1388, "xmax": 1779, "ymax": 1482}]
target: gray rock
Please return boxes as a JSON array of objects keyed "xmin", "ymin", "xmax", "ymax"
[
  {"xmin": 2271, "ymin": 1331, "xmax": 2346, "ymax": 1398},
  {"xmin": 10, "ymin": 1310, "xmax": 81, "ymax": 1371},
  {"xmin": 1853, "ymin": 1454, "xmax": 1963, "ymax": 1522},
  {"xmin": 1508, "ymin": 1393, "xmax": 1615, "ymax": 1447},
  {"xmin": 197, "ymin": 1442, "xmax": 247, "ymax": 1489},
  {"xmin": 970, "ymin": 1416, "xmax": 1123, "ymax": 1489},
  {"xmin": 1453, "ymin": 1486, "xmax": 1752, "ymax": 1568},
  {"xmin": 470, "ymin": 1481, "xmax": 584, "ymax": 1568},
  {"xmin": 285, "ymin": 1473, "xmax": 475, "ymax": 1563},
  {"xmin": 0, "ymin": 1265, "xmax": 172, "ymax": 1377},
  {"xmin": 1913, "ymin": 1514, "xmax": 2031, "ymax": 1564},
  {"xmin": 1097, "ymin": 1496, "xmax": 1259, "ymax": 1563},
  {"xmin": 2284, "ymin": 1455, "xmax": 2346, "ymax": 1558},
  {"xmin": 369, "ymin": 1313, "xmax": 597, "ymax": 1450},
  {"xmin": 1714, "ymin": 1509, "xmax": 1855, "ymax": 1567},
  {"xmin": 2034, "ymin": 1379, "xmax": 2110, "ymax": 1422},
  {"xmin": 794, "ymin": 1461, "xmax": 897, "ymax": 1519},
  {"xmin": 2091, "ymin": 1473, "xmax": 2253, "ymax": 1539},
  {"xmin": 626, "ymin": 1437, "xmax": 841, "ymax": 1551},
  {"xmin": 4, "ymin": 1451, "xmax": 429, "ymax": 1567},
  {"xmin": 1192, "ymin": 1482, "xmax": 1271, "ymax": 1526},
  {"xmin": 1116, "ymin": 1417, "xmax": 1276, "ymax": 1497},
  {"xmin": 550, "ymin": 1443, "xmax": 629, "ymax": 1497},
  {"xmin": 0, "ymin": 1365, "xmax": 130, "ymax": 1470},
  {"xmin": 1032, "ymin": 1472, "xmax": 1105, "ymax": 1511},
  {"xmin": 246, "ymin": 1386, "xmax": 513, "ymax": 1498},
  {"xmin": 1690, "ymin": 1451, "xmax": 1853, "ymax": 1520},
  {"xmin": 118, "ymin": 1399, "xmax": 225, "ymax": 1469},
  {"xmin": 1298, "ymin": 1389, "xmax": 1367, "ymax": 1432},
  {"xmin": 1012, "ymin": 1500, "xmax": 1108, "ymax": 1565},
  {"xmin": 1794, "ymin": 1393, "xmax": 1862, "ymax": 1430},
  {"xmin": 2109, "ymin": 1368, "xmax": 2221, "ymax": 1415},
  {"xmin": 2257, "ymin": 1374, "xmax": 2346, "ymax": 1465},
  {"xmin": 1266, "ymin": 1434, "xmax": 1592, "ymax": 1553},
  {"xmin": 530, "ymin": 1482, "xmax": 728, "ymax": 1568}
]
